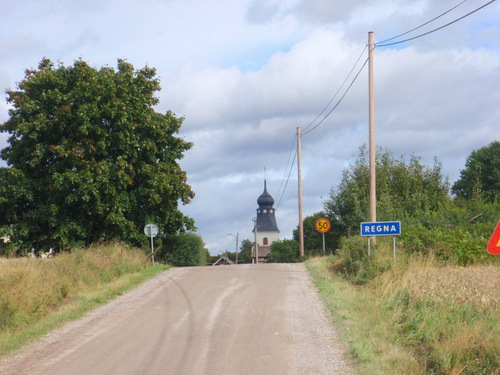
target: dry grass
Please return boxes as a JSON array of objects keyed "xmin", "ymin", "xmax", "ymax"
[
  {"xmin": 307, "ymin": 254, "xmax": 500, "ymax": 375},
  {"xmin": 0, "ymin": 243, "xmax": 171, "ymax": 356},
  {"xmin": 0, "ymin": 243, "xmax": 148, "ymax": 332},
  {"xmin": 401, "ymin": 264, "xmax": 500, "ymax": 310}
]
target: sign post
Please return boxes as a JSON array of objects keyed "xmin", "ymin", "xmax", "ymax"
[
  {"xmin": 144, "ymin": 223, "xmax": 159, "ymax": 266},
  {"xmin": 315, "ymin": 218, "xmax": 331, "ymax": 256},
  {"xmin": 487, "ymin": 220, "xmax": 500, "ymax": 255},
  {"xmin": 360, "ymin": 221, "xmax": 401, "ymax": 260}
]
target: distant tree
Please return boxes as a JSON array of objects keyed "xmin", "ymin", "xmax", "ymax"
[
  {"xmin": 324, "ymin": 145, "xmax": 450, "ymax": 234},
  {"xmin": 451, "ymin": 141, "xmax": 500, "ymax": 202},
  {"xmin": 293, "ymin": 211, "xmax": 342, "ymax": 256},
  {"xmin": 0, "ymin": 59, "xmax": 195, "ymax": 252},
  {"xmin": 158, "ymin": 233, "xmax": 206, "ymax": 267},
  {"xmin": 201, "ymin": 248, "xmax": 211, "ymax": 266},
  {"xmin": 268, "ymin": 239, "xmax": 300, "ymax": 263},
  {"xmin": 237, "ymin": 239, "xmax": 254, "ymax": 264}
]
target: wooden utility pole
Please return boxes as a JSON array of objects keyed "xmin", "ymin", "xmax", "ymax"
[
  {"xmin": 235, "ymin": 232, "xmax": 239, "ymax": 264},
  {"xmin": 297, "ymin": 127, "xmax": 304, "ymax": 258},
  {"xmin": 228, "ymin": 232, "xmax": 239, "ymax": 264},
  {"xmin": 368, "ymin": 32, "xmax": 377, "ymax": 230},
  {"xmin": 253, "ymin": 217, "xmax": 259, "ymax": 264}
]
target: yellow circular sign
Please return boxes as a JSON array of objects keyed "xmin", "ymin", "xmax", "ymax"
[{"xmin": 315, "ymin": 218, "xmax": 331, "ymax": 233}]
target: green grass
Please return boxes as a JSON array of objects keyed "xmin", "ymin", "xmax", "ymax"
[
  {"xmin": 306, "ymin": 254, "xmax": 500, "ymax": 375},
  {"xmin": 0, "ymin": 243, "xmax": 170, "ymax": 356}
]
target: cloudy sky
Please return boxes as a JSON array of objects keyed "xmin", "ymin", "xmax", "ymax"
[{"xmin": 1, "ymin": 0, "xmax": 499, "ymax": 255}]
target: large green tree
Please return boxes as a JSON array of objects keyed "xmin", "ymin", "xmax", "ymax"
[
  {"xmin": 0, "ymin": 58, "xmax": 194, "ymax": 252},
  {"xmin": 451, "ymin": 141, "xmax": 500, "ymax": 202},
  {"xmin": 325, "ymin": 145, "xmax": 450, "ymax": 234}
]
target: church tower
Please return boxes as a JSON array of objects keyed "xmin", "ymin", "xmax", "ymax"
[{"xmin": 252, "ymin": 180, "xmax": 280, "ymax": 262}]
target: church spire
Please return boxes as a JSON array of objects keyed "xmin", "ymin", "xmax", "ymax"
[
  {"xmin": 255, "ymin": 180, "xmax": 279, "ymax": 232},
  {"xmin": 257, "ymin": 179, "xmax": 274, "ymax": 208}
]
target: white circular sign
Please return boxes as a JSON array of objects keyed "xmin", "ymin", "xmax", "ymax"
[{"xmin": 144, "ymin": 223, "xmax": 159, "ymax": 238}]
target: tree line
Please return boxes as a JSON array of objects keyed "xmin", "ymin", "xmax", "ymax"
[
  {"xmin": 216, "ymin": 141, "xmax": 499, "ymax": 265},
  {"xmin": 260, "ymin": 141, "xmax": 500, "ymax": 265},
  {"xmin": 1, "ymin": 58, "xmax": 498, "ymax": 266}
]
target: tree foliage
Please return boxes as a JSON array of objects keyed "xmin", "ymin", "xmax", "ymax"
[
  {"xmin": 268, "ymin": 239, "xmax": 300, "ymax": 263},
  {"xmin": 157, "ymin": 233, "xmax": 206, "ymax": 267},
  {"xmin": 451, "ymin": 141, "xmax": 500, "ymax": 202},
  {"xmin": 293, "ymin": 211, "xmax": 342, "ymax": 256},
  {"xmin": 0, "ymin": 59, "xmax": 195, "ymax": 252},
  {"xmin": 237, "ymin": 239, "xmax": 254, "ymax": 264},
  {"xmin": 325, "ymin": 145, "xmax": 450, "ymax": 235}
]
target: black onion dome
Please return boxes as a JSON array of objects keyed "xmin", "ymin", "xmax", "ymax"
[{"xmin": 257, "ymin": 180, "xmax": 274, "ymax": 208}]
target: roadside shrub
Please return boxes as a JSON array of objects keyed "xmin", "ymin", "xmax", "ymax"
[
  {"xmin": 330, "ymin": 235, "xmax": 398, "ymax": 285},
  {"xmin": 331, "ymin": 236, "xmax": 374, "ymax": 284},
  {"xmin": 401, "ymin": 219, "xmax": 498, "ymax": 266},
  {"xmin": 157, "ymin": 233, "xmax": 207, "ymax": 267}
]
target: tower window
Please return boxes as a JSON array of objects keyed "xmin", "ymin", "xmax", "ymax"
[
  {"xmin": 263, "ymin": 237, "xmax": 268, "ymax": 245},
  {"xmin": 263, "ymin": 209, "xmax": 267, "ymax": 213}
]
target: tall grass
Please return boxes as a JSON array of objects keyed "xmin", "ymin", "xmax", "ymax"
[
  {"xmin": 307, "ymin": 248, "xmax": 500, "ymax": 375},
  {"xmin": 0, "ymin": 243, "xmax": 169, "ymax": 356}
]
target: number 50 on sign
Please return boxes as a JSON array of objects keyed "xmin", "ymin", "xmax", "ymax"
[{"xmin": 315, "ymin": 218, "xmax": 331, "ymax": 233}]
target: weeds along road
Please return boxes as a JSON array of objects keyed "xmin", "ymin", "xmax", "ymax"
[{"xmin": 0, "ymin": 263, "xmax": 352, "ymax": 375}]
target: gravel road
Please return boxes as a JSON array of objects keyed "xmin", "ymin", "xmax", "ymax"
[{"xmin": 0, "ymin": 263, "xmax": 353, "ymax": 375}]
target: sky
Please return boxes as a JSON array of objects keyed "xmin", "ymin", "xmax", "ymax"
[{"xmin": 1, "ymin": 0, "xmax": 499, "ymax": 255}]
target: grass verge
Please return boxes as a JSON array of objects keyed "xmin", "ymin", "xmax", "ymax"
[
  {"xmin": 306, "ymin": 255, "xmax": 500, "ymax": 375},
  {"xmin": 0, "ymin": 243, "xmax": 170, "ymax": 357}
]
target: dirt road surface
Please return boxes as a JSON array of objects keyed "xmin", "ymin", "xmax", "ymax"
[{"xmin": 0, "ymin": 263, "xmax": 352, "ymax": 375}]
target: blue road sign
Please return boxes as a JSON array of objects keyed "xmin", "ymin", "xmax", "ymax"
[{"xmin": 361, "ymin": 221, "xmax": 401, "ymax": 236}]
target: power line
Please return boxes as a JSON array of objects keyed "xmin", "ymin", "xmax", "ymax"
[
  {"xmin": 275, "ymin": 133, "xmax": 297, "ymax": 207},
  {"xmin": 275, "ymin": 50, "xmax": 370, "ymax": 207},
  {"xmin": 302, "ymin": 45, "xmax": 367, "ymax": 134},
  {"xmin": 377, "ymin": 0, "xmax": 470, "ymax": 45},
  {"xmin": 274, "ymin": 0, "xmax": 496, "ymax": 212},
  {"xmin": 376, "ymin": 0, "xmax": 497, "ymax": 47},
  {"xmin": 276, "ymin": 148, "xmax": 297, "ymax": 210},
  {"xmin": 301, "ymin": 0, "xmax": 496, "ymax": 135},
  {"xmin": 302, "ymin": 55, "xmax": 369, "ymax": 136}
]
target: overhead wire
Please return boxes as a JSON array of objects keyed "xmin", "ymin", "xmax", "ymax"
[
  {"xmin": 274, "ymin": 47, "xmax": 368, "ymax": 207},
  {"xmin": 274, "ymin": 0, "xmax": 496, "ymax": 208},
  {"xmin": 301, "ymin": 55, "xmax": 369, "ymax": 136},
  {"xmin": 274, "ymin": 50, "xmax": 367, "ymax": 206},
  {"xmin": 377, "ymin": 0, "xmax": 470, "ymax": 45},
  {"xmin": 275, "ymin": 148, "xmax": 297, "ymax": 210},
  {"xmin": 302, "ymin": 45, "xmax": 367, "ymax": 134},
  {"xmin": 275, "ymin": 133, "xmax": 297, "ymax": 208},
  {"xmin": 276, "ymin": 150, "xmax": 297, "ymax": 209},
  {"xmin": 376, "ymin": 0, "xmax": 497, "ymax": 47}
]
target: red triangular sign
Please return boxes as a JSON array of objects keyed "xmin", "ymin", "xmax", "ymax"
[{"xmin": 487, "ymin": 221, "xmax": 500, "ymax": 255}]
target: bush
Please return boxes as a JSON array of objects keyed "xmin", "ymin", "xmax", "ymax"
[
  {"xmin": 157, "ymin": 233, "xmax": 207, "ymax": 267},
  {"xmin": 400, "ymin": 200, "xmax": 500, "ymax": 265},
  {"xmin": 330, "ymin": 237, "xmax": 371, "ymax": 284}
]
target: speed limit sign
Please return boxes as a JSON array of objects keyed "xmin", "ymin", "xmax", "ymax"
[{"xmin": 315, "ymin": 218, "xmax": 331, "ymax": 233}]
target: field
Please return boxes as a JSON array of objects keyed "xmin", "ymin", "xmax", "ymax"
[{"xmin": 306, "ymin": 255, "xmax": 500, "ymax": 375}]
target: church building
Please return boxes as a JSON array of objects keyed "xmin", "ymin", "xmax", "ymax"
[{"xmin": 252, "ymin": 180, "xmax": 280, "ymax": 263}]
